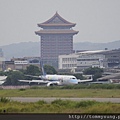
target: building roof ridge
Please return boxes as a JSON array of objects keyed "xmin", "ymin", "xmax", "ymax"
[
  {"xmin": 37, "ymin": 12, "xmax": 76, "ymax": 27},
  {"xmin": 35, "ymin": 29, "xmax": 79, "ymax": 35}
]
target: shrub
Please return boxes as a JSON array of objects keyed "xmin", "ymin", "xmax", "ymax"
[
  {"xmin": 51, "ymin": 99, "xmax": 76, "ymax": 108},
  {"xmin": 0, "ymin": 97, "xmax": 10, "ymax": 103},
  {"xmin": 19, "ymin": 88, "xmax": 26, "ymax": 91},
  {"xmin": 37, "ymin": 100, "xmax": 47, "ymax": 105},
  {"xmin": 6, "ymin": 107, "xmax": 20, "ymax": 113},
  {"xmin": 75, "ymin": 100, "xmax": 97, "ymax": 108}
]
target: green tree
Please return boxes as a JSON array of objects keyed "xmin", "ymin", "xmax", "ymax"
[
  {"xmin": 0, "ymin": 71, "xmax": 7, "ymax": 76},
  {"xmin": 83, "ymin": 67, "xmax": 103, "ymax": 81},
  {"xmin": 25, "ymin": 65, "xmax": 41, "ymax": 76},
  {"xmin": 4, "ymin": 71, "xmax": 24, "ymax": 85},
  {"xmin": 83, "ymin": 67, "xmax": 103, "ymax": 75},
  {"xmin": 93, "ymin": 72, "xmax": 103, "ymax": 80},
  {"xmin": 44, "ymin": 65, "xmax": 57, "ymax": 74},
  {"xmin": 73, "ymin": 73, "xmax": 85, "ymax": 80}
]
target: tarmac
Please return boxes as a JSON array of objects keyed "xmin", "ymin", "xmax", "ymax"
[{"xmin": 9, "ymin": 97, "xmax": 120, "ymax": 103}]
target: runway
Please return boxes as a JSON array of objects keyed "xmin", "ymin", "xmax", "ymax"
[{"xmin": 9, "ymin": 97, "xmax": 120, "ymax": 103}]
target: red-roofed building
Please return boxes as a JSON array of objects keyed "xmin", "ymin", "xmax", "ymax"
[{"xmin": 35, "ymin": 12, "xmax": 78, "ymax": 68}]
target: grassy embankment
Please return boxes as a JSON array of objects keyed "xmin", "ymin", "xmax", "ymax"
[
  {"xmin": 0, "ymin": 97, "xmax": 120, "ymax": 113},
  {"xmin": 0, "ymin": 84, "xmax": 120, "ymax": 113}
]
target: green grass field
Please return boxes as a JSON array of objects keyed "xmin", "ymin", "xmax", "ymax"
[{"xmin": 0, "ymin": 88, "xmax": 120, "ymax": 98}]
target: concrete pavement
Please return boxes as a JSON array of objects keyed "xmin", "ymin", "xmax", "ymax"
[{"xmin": 8, "ymin": 97, "xmax": 120, "ymax": 103}]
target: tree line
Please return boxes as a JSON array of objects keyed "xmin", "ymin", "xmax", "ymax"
[{"xmin": 0, "ymin": 65, "xmax": 103, "ymax": 85}]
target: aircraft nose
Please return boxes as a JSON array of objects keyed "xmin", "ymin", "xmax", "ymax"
[{"xmin": 70, "ymin": 79, "xmax": 78, "ymax": 84}]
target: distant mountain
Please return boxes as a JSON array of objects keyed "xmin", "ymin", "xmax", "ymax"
[
  {"xmin": 0, "ymin": 40, "xmax": 120, "ymax": 60},
  {"xmin": 1, "ymin": 42, "xmax": 40, "ymax": 60},
  {"xmin": 73, "ymin": 40, "xmax": 120, "ymax": 50}
]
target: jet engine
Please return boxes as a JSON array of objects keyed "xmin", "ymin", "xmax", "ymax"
[{"xmin": 46, "ymin": 82, "xmax": 59, "ymax": 86}]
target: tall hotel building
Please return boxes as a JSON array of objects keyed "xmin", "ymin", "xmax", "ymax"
[{"xmin": 35, "ymin": 12, "xmax": 78, "ymax": 68}]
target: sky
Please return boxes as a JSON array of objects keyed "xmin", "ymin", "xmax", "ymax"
[{"xmin": 0, "ymin": 0, "xmax": 120, "ymax": 46}]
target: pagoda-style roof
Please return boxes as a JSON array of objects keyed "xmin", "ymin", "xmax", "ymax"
[
  {"xmin": 35, "ymin": 29, "xmax": 79, "ymax": 35},
  {"xmin": 38, "ymin": 12, "xmax": 76, "ymax": 28}
]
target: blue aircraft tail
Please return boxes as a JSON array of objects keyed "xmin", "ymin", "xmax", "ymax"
[{"xmin": 40, "ymin": 62, "xmax": 46, "ymax": 76}]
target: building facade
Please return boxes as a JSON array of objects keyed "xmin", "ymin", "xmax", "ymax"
[
  {"xmin": 59, "ymin": 53, "xmax": 79, "ymax": 70},
  {"xmin": 2, "ymin": 49, "xmax": 120, "ymax": 71},
  {"xmin": 104, "ymin": 49, "xmax": 120, "ymax": 68},
  {"xmin": 0, "ymin": 48, "xmax": 5, "ymax": 71},
  {"xmin": 4, "ymin": 57, "xmax": 40, "ymax": 71},
  {"xmin": 58, "ymin": 50, "xmax": 109, "ymax": 71},
  {"xmin": 35, "ymin": 12, "xmax": 78, "ymax": 68},
  {"xmin": 76, "ymin": 53, "xmax": 107, "ymax": 69}
]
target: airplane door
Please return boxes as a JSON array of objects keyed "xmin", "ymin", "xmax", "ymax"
[
  {"xmin": 59, "ymin": 78, "xmax": 63, "ymax": 85},
  {"xmin": 60, "ymin": 79, "xmax": 63, "ymax": 83}
]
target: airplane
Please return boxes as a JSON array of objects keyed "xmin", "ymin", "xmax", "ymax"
[
  {"xmin": 19, "ymin": 74, "xmax": 93, "ymax": 86},
  {"xmin": 19, "ymin": 65, "xmax": 93, "ymax": 86},
  {"xmin": 19, "ymin": 63, "xmax": 79, "ymax": 86},
  {"xmin": 19, "ymin": 74, "xmax": 78, "ymax": 86},
  {"xmin": 0, "ymin": 76, "xmax": 7, "ymax": 85}
]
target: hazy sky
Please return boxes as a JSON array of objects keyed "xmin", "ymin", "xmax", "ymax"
[{"xmin": 0, "ymin": 0, "xmax": 120, "ymax": 46}]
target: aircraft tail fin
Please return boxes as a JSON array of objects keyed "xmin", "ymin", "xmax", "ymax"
[{"xmin": 40, "ymin": 62, "xmax": 46, "ymax": 76}]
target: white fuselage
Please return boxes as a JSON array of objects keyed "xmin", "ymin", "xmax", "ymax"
[{"xmin": 41, "ymin": 74, "xmax": 78, "ymax": 85}]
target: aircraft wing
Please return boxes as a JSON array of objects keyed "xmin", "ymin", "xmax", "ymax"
[
  {"xmin": 78, "ymin": 79, "xmax": 93, "ymax": 83},
  {"xmin": 18, "ymin": 79, "xmax": 60, "ymax": 86},
  {"xmin": 78, "ymin": 75, "xmax": 93, "ymax": 83},
  {"xmin": 18, "ymin": 79, "xmax": 48, "ymax": 84},
  {"xmin": 19, "ymin": 80, "xmax": 33, "ymax": 83},
  {"xmin": 0, "ymin": 76, "xmax": 7, "ymax": 85},
  {"xmin": 0, "ymin": 76, "xmax": 7, "ymax": 81},
  {"xmin": 24, "ymin": 75, "xmax": 41, "ymax": 78},
  {"xmin": 0, "ymin": 81, "xmax": 6, "ymax": 85}
]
